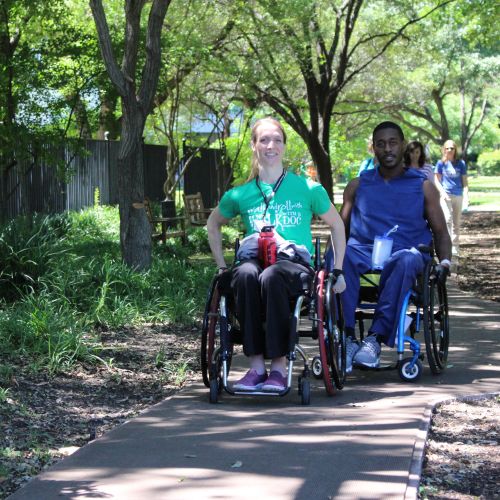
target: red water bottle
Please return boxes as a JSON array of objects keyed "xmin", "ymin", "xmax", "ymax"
[{"xmin": 258, "ymin": 225, "xmax": 277, "ymax": 268}]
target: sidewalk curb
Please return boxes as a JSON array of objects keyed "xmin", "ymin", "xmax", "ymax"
[{"xmin": 405, "ymin": 391, "xmax": 500, "ymax": 499}]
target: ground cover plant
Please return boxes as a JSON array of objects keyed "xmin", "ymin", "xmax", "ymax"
[{"xmin": 0, "ymin": 206, "xmax": 237, "ymax": 375}]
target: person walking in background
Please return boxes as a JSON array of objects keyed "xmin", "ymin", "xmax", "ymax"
[
  {"xmin": 357, "ymin": 139, "xmax": 379, "ymax": 176},
  {"xmin": 434, "ymin": 140, "xmax": 468, "ymax": 257},
  {"xmin": 404, "ymin": 140, "xmax": 434, "ymax": 181},
  {"xmin": 404, "ymin": 140, "xmax": 451, "ymax": 223}
]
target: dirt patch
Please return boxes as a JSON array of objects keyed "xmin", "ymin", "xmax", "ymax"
[
  {"xmin": 1, "ymin": 211, "xmax": 499, "ymax": 499},
  {"xmin": 418, "ymin": 210, "xmax": 500, "ymax": 500},
  {"xmin": 457, "ymin": 211, "xmax": 500, "ymax": 302},
  {"xmin": 419, "ymin": 396, "xmax": 500, "ymax": 499}
]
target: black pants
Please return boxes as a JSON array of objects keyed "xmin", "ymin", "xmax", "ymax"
[{"xmin": 231, "ymin": 258, "xmax": 312, "ymax": 359}]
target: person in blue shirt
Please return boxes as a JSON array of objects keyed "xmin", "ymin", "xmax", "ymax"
[
  {"xmin": 340, "ymin": 121, "xmax": 452, "ymax": 372},
  {"xmin": 357, "ymin": 139, "xmax": 379, "ymax": 176},
  {"xmin": 434, "ymin": 140, "xmax": 468, "ymax": 257}
]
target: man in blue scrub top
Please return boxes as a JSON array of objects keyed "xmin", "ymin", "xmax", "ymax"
[{"xmin": 340, "ymin": 121, "xmax": 452, "ymax": 372}]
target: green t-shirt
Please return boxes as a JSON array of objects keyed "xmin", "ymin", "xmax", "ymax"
[{"xmin": 218, "ymin": 171, "xmax": 331, "ymax": 253}]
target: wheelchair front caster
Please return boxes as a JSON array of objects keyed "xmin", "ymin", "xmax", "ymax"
[
  {"xmin": 311, "ymin": 356, "xmax": 323, "ymax": 379},
  {"xmin": 300, "ymin": 378, "xmax": 311, "ymax": 405},
  {"xmin": 209, "ymin": 378, "xmax": 219, "ymax": 403},
  {"xmin": 398, "ymin": 358, "xmax": 423, "ymax": 382}
]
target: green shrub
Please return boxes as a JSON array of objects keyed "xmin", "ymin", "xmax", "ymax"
[
  {"xmin": 0, "ymin": 205, "xmax": 219, "ymax": 372},
  {"xmin": 477, "ymin": 150, "xmax": 500, "ymax": 176},
  {"xmin": 186, "ymin": 225, "xmax": 240, "ymax": 253},
  {"xmin": 0, "ymin": 213, "xmax": 71, "ymax": 301}
]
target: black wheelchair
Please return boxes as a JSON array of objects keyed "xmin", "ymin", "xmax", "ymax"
[
  {"xmin": 200, "ymin": 240, "xmax": 346, "ymax": 405},
  {"xmin": 354, "ymin": 246, "xmax": 450, "ymax": 382}
]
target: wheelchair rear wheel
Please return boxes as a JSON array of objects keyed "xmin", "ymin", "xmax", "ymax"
[
  {"xmin": 423, "ymin": 267, "xmax": 450, "ymax": 374},
  {"xmin": 201, "ymin": 276, "xmax": 219, "ymax": 387},
  {"xmin": 316, "ymin": 270, "xmax": 345, "ymax": 395}
]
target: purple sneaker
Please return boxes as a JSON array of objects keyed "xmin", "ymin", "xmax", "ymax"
[
  {"xmin": 262, "ymin": 371, "xmax": 287, "ymax": 392},
  {"xmin": 233, "ymin": 369, "xmax": 268, "ymax": 390}
]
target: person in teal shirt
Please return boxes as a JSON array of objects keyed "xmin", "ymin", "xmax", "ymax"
[
  {"xmin": 207, "ymin": 117, "xmax": 346, "ymax": 392},
  {"xmin": 357, "ymin": 139, "xmax": 379, "ymax": 176}
]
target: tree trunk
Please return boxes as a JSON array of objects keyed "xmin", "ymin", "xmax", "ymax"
[
  {"xmin": 308, "ymin": 136, "xmax": 333, "ymax": 200},
  {"xmin": 118, "ymin": 100, "xmax": 152, "ymax": 270},
  {"xmin": 431, "ymin": 89, "xmax": 450, "ymax": 142}
]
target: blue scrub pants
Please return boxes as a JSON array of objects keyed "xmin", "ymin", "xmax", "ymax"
[{"xmin": 341, "ymin": 243, "xmax": 426, "ymax": 347}]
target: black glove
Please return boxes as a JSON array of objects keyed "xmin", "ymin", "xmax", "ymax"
[{"xmin": 435, "ymin": 264, "xmax": 449, "ymax": 285}]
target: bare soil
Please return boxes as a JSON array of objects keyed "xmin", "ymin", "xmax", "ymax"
[
  {"xmin": 1, "ymin": 211, "xmax": 499, "ymax": 499},
  {"xmin": 456, "ymin": 211, "xmax": 500, "ymax": 302},
  {"xmin": 418, "ymin": 211, "xmax": 500, "ymax": 500},
  {"xmin": 419, "ymin": 396, "xmax": 499, "ymax": 500}
]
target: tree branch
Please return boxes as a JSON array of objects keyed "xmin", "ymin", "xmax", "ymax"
[
  {"xmin": 89, "ymin": 0, "xmax": 127, "ymax": 95},
  {"xmin": 138, "ymin": 0, "xmax": 171, "ymax": 115},
  {"xmin": 341, "ymin": 0, "xmax": 456, "ymax": 92}
]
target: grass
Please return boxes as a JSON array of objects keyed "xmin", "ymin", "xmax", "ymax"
[
  {"xmin": 468, "ymin": 175, "xmax": 500, "ymax": 191},
  {"xmin": 469, "ymin": 175, "xmax": 500, "ymax": 209}
]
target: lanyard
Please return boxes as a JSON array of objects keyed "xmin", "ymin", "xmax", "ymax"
[{"xmin": 256, "ymin": 169, "xmax": 287, "ymax": 220}]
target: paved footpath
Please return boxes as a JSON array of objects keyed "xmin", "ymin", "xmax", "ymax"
[{"xmin": 10, "ymin": 282, "xmax": 499, "ymax": 500}]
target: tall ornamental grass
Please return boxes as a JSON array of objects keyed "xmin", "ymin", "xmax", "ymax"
[{"xmin": 0, "ymin": 206, "xmax": 231, "ymax": 373}]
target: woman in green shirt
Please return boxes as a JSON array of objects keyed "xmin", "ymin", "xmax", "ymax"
[{"xmin": 207, "ymin": 117, "xmax": 346, "ymax": 392}]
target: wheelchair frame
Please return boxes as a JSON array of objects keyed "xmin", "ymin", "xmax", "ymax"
[
  {"xmin": 200, "ymin": 239, "xmax": 346, "ymax": 404},
  {"xmin": 355, "ymin": 255, "xmax": 450, "ymax": 382}
]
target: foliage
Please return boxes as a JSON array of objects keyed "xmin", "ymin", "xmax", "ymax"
[
  {"xmin": 186, "ymin": 225, "xmax": 239, "ymax": 254},
  {"xmin": 1, "ymin": 0, "xmax": 499, "ymax": 210},
  {"xmin": 477, "ymin": 151, "xmax": 500, "ymax": 176},
  {"xmin": 357, "ymin": 0, "xmax": 500, "ymax": 159},
  {"xmin": 0, "ymin": 206, "xmax": 214, "ymax": 373}
]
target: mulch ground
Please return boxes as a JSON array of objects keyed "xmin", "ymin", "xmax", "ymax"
[
  {"xmin": 417, "ymin": 211, "xmax": 500, "ymax": 500},
  {"xmin": 1, "ymin": 211, "xmax": 499, "ymax": 499},
  {"xmin": 456, "ymin": 211, "xmax": 500, "ymax": 302}
]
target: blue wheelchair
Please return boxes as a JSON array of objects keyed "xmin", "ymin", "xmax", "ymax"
[{"xmin": 354, "ymin": 247, "xmax": 450, "ymax": 381}]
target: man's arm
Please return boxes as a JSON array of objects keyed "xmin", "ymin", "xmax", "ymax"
[
  {"xmin": 319, "ymin": 205, "xmax": 346, "ymax": 270},
  {"xmin": 207, "ymin": 207, "xmax": 231, "ymax": 269},
  {"xmin": 423, "ymin": 180, "xmax": 452, "ymax": 262},
  {"xmin": 339, "ymin": 177, "xmax": 359, "ymax": 239}
]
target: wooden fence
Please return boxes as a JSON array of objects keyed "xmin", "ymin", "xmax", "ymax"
[{"xmin": 1, "ymin": 140, "xmax": 229, "ymax": 220}]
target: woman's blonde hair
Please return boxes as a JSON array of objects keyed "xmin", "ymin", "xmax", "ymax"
[
  {"xmin": 247, "ymin": 117, "xmax": 287, "ymax": 181},
  {"xmin": 441, "ymin": 139, "xmax": 458, "ymax": 162}
]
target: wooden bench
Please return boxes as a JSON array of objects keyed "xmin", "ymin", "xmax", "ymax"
[
  {"xmin": 183, "ymin": 192, "xmax": 212, "ymax": 226},
  {"xmin": 143, "ymin": 199, "xmax": 186, "ymax": 244}
]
